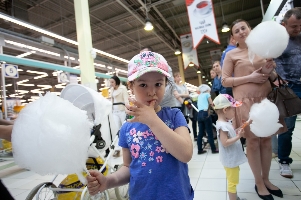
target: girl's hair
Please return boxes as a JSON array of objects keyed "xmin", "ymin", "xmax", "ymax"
[
  {"xmin": 173, "ymin": 71, "xmax": 181, "ymax": 78},
  {"xmin": 230, "ymin": 19, "xmax": 251, "ymax": 36},
  {"xmin": 110, "ymin": 75, "xmax": 121, "ymax": 86},
  {"xmin": 212, "ymin": 61, "xmax": 221, "ymax": 68}
]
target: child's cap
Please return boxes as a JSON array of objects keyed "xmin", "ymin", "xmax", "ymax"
[
  {"xmin": 213, "ymin": 94, "xmax": 242, "ymax": 109},
  {"xmin": 127, "ymin": 51, "xmax": 170, "ymax": 81},
  {"xmin": 199, "ymin": 84, "xmax": 211, "ymax": 93}
]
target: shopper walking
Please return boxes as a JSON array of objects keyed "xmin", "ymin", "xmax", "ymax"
[{"xmin": 197, "ymin": 84, "xmax": 218, "ymax": 154}]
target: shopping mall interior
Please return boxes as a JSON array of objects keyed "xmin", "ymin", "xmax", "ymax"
[{"xmin": 0, "ymin": 0, "xmax": 301, "ymax": 200}]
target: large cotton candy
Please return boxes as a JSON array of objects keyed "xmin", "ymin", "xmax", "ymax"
[
  {"xmin": 246, "ymin": 21, "xmax": 289, "ymax": 62},
  {"xmin": 12, "ymin": 92, "xmax": 93, "ymax": 180},
  {"xmin": 249, "ymin": 98, "xmax": 283, "ymax": 137}
]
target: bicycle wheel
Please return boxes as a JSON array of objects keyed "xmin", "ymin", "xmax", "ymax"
[
  {"xmin": 25, "ymin": 182, "xmax": 57, "ymax": 200},
  {"xmin": 114, "ymin": 164, "xmax": 129, "ymax": 200},
  {"xmin": 82, "ymin": 190, "xmax": 109, "ymax": 200}
]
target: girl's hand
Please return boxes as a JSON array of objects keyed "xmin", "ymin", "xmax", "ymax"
[
  {"xmin": 86, "ymin": 170, "xmax": 107, "ymax": 195},
  {"xmin": 125, "ymin": 97, "xmax": 158, "ymax": 126},
  {"xmin": 249, "ymin": 67, "xmax": 270, "ymax": 83},
  {"xmin": 236, "ymin": 128, "xmax": 244, "ymax": 138}
]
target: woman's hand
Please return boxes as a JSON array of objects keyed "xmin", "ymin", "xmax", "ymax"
[
  {"xmin": 86, "ymin": 170, "xmax": 108, "ymax": 195},
  {"xmin": 249, "ymin": 67, "xmax": 270, "ymax": 83},
  {"xmin": 261, "ymin": 59, "xmax": 276, "ymax": 74}
]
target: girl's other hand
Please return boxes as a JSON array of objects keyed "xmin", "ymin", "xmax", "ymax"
[
  {"xmin": 86, "ymin": 170, "xmax": 107, "ymax": 195},
  {"xmin": 249, "ymin": 67, "xmax": 270, "ymax": 83}
]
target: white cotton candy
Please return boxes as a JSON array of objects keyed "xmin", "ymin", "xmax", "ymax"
[
  {"xmin": 249, "ymin": 98, "xmax": 283, "ymax": 137},
  {"xmin": 246, "ymin": 21, "xmax": 289, "ymax": 61},
  {"xmin": 12, "ymin": 92, "xmax": 93, "ymax": 180}
]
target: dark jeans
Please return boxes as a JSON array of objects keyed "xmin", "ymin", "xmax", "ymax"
[
  {"xmin": 191, "ymin": 119, "xmax": 197, "ymax": 139},
  {"xmin": 278, "ymin": 83, "xmax": 301, "ymax": 164},
  {"xmin": 197, "ymin": 111, "xmax": 216, "ymax": 152}
]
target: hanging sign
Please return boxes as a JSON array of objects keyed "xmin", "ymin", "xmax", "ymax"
[
  {"xmin": 180, "ymin": 33, "xmax": 199, "ymax": 70},
  {"xmin": 3, "ymin": 64, "xmax": 19, "ymax": 78},
  {"xmin": 186, "ymin": 0, "xmax": 220, "ymax": 49},
  {"xmin": 57, "ymin": 72, "xmax": 70, "ymax": 83}
]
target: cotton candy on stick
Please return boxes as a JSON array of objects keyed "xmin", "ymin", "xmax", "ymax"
[
  {"xmin": 248, "ymin": 98, "xmax": 283, "ymax": 137},
  {"xmin": 12, "ymin": 92, "xmax": 93, "ymax": 184},
  {"xmin": 245, "ymin": 21, "xmax": 289, "ymax": 64}
]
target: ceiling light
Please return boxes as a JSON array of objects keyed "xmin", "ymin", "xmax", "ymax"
[
  {"xmin": 174, "ymin": 48, "xmax": 181, "ymax": 55},
  {"xmin": 189, "ymin": 63, "xmax": 194, "ymax": 67},
  {"xmin": 202, "ymin": 76, "xmax": 205, "ymax": 78},
  {"xmin": 144, "ymin": 18, "xmax": 153, "ymax": 31},
  {"xmin": 220, "ymin": 0, "xmax": 230, "ymax": 33},
  {"xmin": 197, "ymin": 71, "xmax": 201, "ymax": 74},
  {"xmin": 221, "ymin": 21, "xmax": 230, "ymax": 32},
  {"xmin": 206, "ymin": 40, "xmax": 209, "ymax": 44}
]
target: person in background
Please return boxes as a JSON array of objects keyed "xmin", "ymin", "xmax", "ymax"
[
  {"xmin": 213, "ymin": 94, "xmax": 247, "ymax": 200},
  {"xmin": 109, "ymin": 76, "xmax": 129, "ymax": 157},
  {"xmin": 222, "ymin": 19, "xmax": 286, "ymax": 199},
  {"xmin": 173, "ymin": 72, "xmax": 190, "ymax": 111},
  {"xmin": 211, "ymin": 61, "xmax": 227, "ymax": 95},
  {"xmin": 140, "ymin": 47, "xmax": 180, "ymax": 108},
  {"xmin": 221, "ymin": 34, "xmax": 237, "ymax": 68},
  {"xmin": 274, "ymin": 7, "xmax": 301, "ymax": 178},
  {"xmin": 86, "ymin": 51, "xmax": 194, "ymax": 200},
  {"xmin": 210, "ymin": 69, "xmax": 217, "ymax": 80},
  {"xmin": 197, "ymin": 84, "xmax": 218, "ymax": 155}
]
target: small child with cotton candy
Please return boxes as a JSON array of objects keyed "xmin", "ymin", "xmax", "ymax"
[{"xmin": 213, "ymin": 94, "xmax": 247, "ymax": 200}]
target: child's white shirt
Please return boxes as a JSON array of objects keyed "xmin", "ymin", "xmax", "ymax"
[{"xmin": 216, "ymin": 121, "xmax": 248, "ymax": 168}]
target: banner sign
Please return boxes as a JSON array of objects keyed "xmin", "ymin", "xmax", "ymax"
[
  {"xmin": 180, "ymin": 33, "xmax": 199, "ymax": 70},
  {"xmin": 186, "ymin": 0, "xmax": 220, "ymax": 49}
]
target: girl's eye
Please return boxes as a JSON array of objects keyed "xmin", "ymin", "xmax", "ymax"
[
  {"xmin": 156, "ymin": 83, "xmax": 162, "ymax": 87},
  {"xmin": 139, "ymin": 84, "xmax": 146, "ymax": 87}
]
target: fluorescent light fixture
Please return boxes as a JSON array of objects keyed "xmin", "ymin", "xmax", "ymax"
[
  {"xmin": 18, "ymin": 83, "xmax": 35, "ymax": 86},
  {"xmin": 197, "ymin": 71, "xmax": 201, "ymax": 74},
  {"xmin": 202, "ymin": 76, "xmax": 205, "ymax": 78},
  {"xmin": 0, "ymin": 13, "xmax": 129, "ymax": 63}
]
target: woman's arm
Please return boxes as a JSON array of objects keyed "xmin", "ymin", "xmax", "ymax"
[
  {"xmin": 122, "ymin": 86, "xmax": 129, "ymax": 105},
  {"xmin": 222, "ymin": 54, "xmax": 270, "ymax": 87},
  {"xmin": 208, "ymin": 97, "xmax": 213, "ymax": 108},
  {"xmin": 0, "ymin": 125, "xmax": 13, "ymax": 141}
]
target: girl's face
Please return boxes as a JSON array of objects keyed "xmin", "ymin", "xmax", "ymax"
[
  {"xmin": 109, "ymin": 79, "xmax": 116, "ymax": 88},
  {"xmin": 231, "ymin": 22, "xmax": 251, "ymax": 45},
  {"xmin": 224, "ymin": 106, "xmax": 236, "ymax": 120},
  {"xmin": 129, "ymin": 72, "xmax": 166, "ymax": 111}
]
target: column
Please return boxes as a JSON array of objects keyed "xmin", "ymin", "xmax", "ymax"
[
  {"xmin": 74, "ymin": 0, "xmax": 96, "ymax": 90},
  {"xmin": 177, "ymin": 55, "xmax": 185, "ymax": 83}
]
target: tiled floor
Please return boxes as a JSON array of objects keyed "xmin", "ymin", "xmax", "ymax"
[{"xmin": 1, "ymin": 119, "xmax": 301, "ymax": 200}]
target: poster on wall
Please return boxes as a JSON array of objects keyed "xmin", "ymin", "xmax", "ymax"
[
  {"xmin": 186, "ymin": 0, "xmax": 220, "ymax": 49},
  {"xmin": 180, "ymin": 33, "xmax": 199, "ymax": 70}
]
